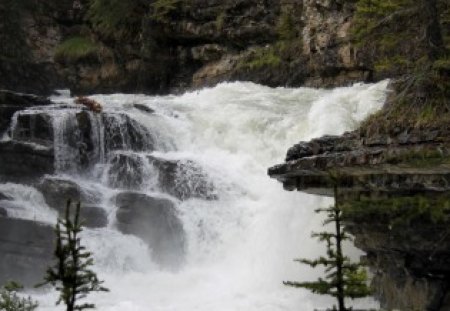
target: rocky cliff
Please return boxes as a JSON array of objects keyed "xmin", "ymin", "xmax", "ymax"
[
  {"xmin": 269, "ymin": 93, "xmax": 450, "ymax": 310},
  {"xmin": 0, "ymin": 0, "xmax": 371, "ymax": 95}
]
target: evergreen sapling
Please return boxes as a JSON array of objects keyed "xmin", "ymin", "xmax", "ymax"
[
  {"xmin": 284, "ymin": 185, "xmax": 371, "ymax": 311},
  {"xmin": 39, "ymin": 200, "xmax": 108, "ymax": 311}
]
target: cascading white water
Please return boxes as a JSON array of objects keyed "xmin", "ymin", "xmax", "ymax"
[{"xmin": 9, "ymin": 80, "xmax": 388, "ymax": 310}]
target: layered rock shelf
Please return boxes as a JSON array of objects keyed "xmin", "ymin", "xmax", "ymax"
[{"xmin": 269, "ymin": 127, "xmax": 450, "ymax": 310}]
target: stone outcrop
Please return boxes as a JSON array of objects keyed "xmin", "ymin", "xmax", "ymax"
[
  {"xmin": 106, "ymin": 152, "xmax": 216, "ymax": 200},
  {"xmin": 269, "ymin": 124, "xmax": 450, "ymax": 310},
  {"xmin": 0, "ymin": 140, "xmax": 54, "ymax": 182},
  {"xmin": 0, "ymin": 0, "xmax": 374, "ymax": 95},
  {"xmin": 114, "ymin": 191, "xmax": 185, "ymax": 268},
  {"xmin": 148, "ymin": 155, "xmax": 217, "ymax": 201},
  {"xmin": 0, "ymin": 216, "xmax": 54, "ymax": 287},
  {"xmin": 37, "ymin": 177, "xmax": 107, "ymax": 228},
  {"xmin": 0, "ymin": 90, "xmax": 53, "ymax": 135}
]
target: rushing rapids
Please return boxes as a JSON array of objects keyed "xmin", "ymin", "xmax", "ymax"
[{"xmin": 0, "ymin": 81, "xmax": 388, "ymax": 310}]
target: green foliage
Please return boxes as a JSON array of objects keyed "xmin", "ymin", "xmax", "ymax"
[
  {"xmin": 353, "ymin": 0, "xmax": 448, "ymax": 80},
  {"xmin": 385, "ymin": 149, "xmax": 450, "ymax": 167},
  {"xmin": 0, "ymin": 282, "xmax": 38, "ymax": 311},
  {"xmin": 87, "ymin": 0, "xmax": 147, "ymax": 38},
  {"xmin": 277, "ymin": 10, "xmax": 297, "ymax": 41},
  {"xmin": 151, "ymin": 0, "xmax": 189, "ymax": 23},
  {"xmin": 285, "ymin": 186, "xmax": 371, "ymax": 310},
  {"xmin": 342, "ymin": 195, "xmax": 450, "ymax": 228},
  {"xmin": 352, "ymin": 0, "xmax": 422, "ymax": 74},
  {"xmin": 238, "ymin": 46, "xmax": 281, "ymax": 70},
  {"xmin": 215, "ymin": 12, "xmax": 226, "ymax": 31},
  {"xmin": 434, "ymin": 55, "xmax": 450, "ymax": 71},
  {"xmin": 39, "ymin": 201, "xmax": 108, "ymax": 311},
  {"xmin": 54, "ymin": 37, "xmax": 100, "ymax": 63}
]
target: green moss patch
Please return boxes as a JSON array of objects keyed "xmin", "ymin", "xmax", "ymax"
[
  {"xmin": 238, "ymin": 46, "xmax": 283, "ymax": 71},
  {"xmin": 54, "ymin": 37, "xmax": 100, "ymax": 63}
]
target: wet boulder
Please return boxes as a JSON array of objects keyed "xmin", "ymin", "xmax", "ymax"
[
  {"xmin": 79, "ymin": 205, "xmax": 108, "ymax": 228},
  {"xmin": 148, "ymin": 155, "xmax": 217, "ymax": 201},
  {"xmin": 0, "ymin": 140, "xmax": 54, "ymax": 182},
  {"xmin": 0, "ymin": 217, "xmax": 54, "ymax": 287},
  {"xmin": 37, "ymin": 177, "xmax": 107, "ymax": 228},
  {"xmin": 114, "ymin": 191, "xmax": 185, "ymax": 267},
  {"xmin": 0, "ymin": 90, "xmax": 53, "ymax": 134},
  {"xmin": 106, "ymin": 152, "xmax": 145, "ymax": 189},
  {"xmin": 105, "ymin": 152, "xmax": 217, "ymax": 200},
  {"xmin": 11, "ymin": 112, "xmax": 53, "ymax": 146},
  {"xmin": 102, "ymin": 113, "xmax": 154, "ymax": 153},
  {"xmin": 133, "ymin": 103, "xmax": 155, "ymax": 114}
]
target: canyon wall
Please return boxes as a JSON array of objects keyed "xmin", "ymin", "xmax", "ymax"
[{"xmin": 0, "ymin": 0, "xmax": 371, "ymax": 95}]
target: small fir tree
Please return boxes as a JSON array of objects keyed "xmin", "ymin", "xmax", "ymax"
[
  {"xmin": 39, "ymin": 201, "xmax": 108, "ymax": 311},
  {"xmin": 0, "ymin": 281, "xmax": 38, "ymax": 311},
  {"xmin": 284, "ymin": 185, "xmax": 371, "ymax": 311}
]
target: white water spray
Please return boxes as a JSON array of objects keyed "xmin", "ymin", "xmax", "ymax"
[{"xmin": 11, "ymin": 80, "xmax": 389, "ymax": 310}]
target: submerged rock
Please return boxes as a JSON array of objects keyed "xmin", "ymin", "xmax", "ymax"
[
  {"xmin": 114, "ymin": 191, "xmax": 185, "ymax": 267},
  {"xmin": 107, "ymin": 152, "xmax": 146, "ymax": 189},
  {"xmin": 37, "ymin": 177, "xmax": 107, "ymax": 228},
  {"xmin": 133, "ymin": 103, "xmax": 155, "ymax": 114},
  {"xmin": 102, "ymin": 113, "xmax": 154, "ymax": 153},
  {"xmin": 148, "ymin": 155, "xmax": 217, "ymax": 201},
  {"xmin": 0, "ymin": 217, "xmax": 54, "ymax": 287},
  {"xmin": 106, "ymin": 152, "xmax": 217, "ymax": 200}
]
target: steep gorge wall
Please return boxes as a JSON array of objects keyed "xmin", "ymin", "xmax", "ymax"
[{"xmin": 0, "ymin": 0, "xmax": 371, "ymax": 95}]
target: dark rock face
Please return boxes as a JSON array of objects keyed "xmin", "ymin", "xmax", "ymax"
[
  {"xmin": 102, "ymin": 114, "xmax": 154, "ymax": 153},
  {"xmin": 0, "ymin": 1, "xmax": 70, "ymax": 95},
  {"xmin": 0, "ymin": 0, "xmax": 374, "ymax": 95},
  {"xmin": 37, "ymin": 177, "xmax": 107, "ymax": 228},
  {"xmin": 107, "ymin": 152, "xmax": 216, "ymax": 200},
  {"xmin": 115, "ymin": 191, "xmax": 185, "ymax": 267},
  {"xmin": 0, "ymin": 217, "xmax": 54, "ymax": 287},
  {"xmin": 269, "ymin": 124, "xmax": 450, "ymax": 310},
  {"xmin": 148, "ymin": 156, "xmax": 217, "ymax": 201},
  {"xmin": 0, "ymin": 90, "xmax": 53, "ymax": 134},
  {"xmin": 12, "ymin": 112, "xmax": 54, "ymax": 146},
  {"xmin": 78, "ymin": 205, "xmax": 108, "ymax": 228},
  {"xmin": 107, "ymin": 153, "xmax": 146, "ymax": 189},
  {"xmin": 0, "ymin": 140, "xmax": 54, "ymax": 182}
]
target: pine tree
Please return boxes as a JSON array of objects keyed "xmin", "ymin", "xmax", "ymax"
[
  {"xmin": 353, "ymin": 0, "xmax": 449, "ymax": 106},
  {"xmin": 39, "ymin": 200, "xmax": 108, "ymax": 311},
  {"xmin": 284, "ymin": 185, "xmax": 371, "ymax": 311}
]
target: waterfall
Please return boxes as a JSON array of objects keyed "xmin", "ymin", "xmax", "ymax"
[{"xmin": 1, "ymin": 81, "xmax": 389, "ymax": 310}]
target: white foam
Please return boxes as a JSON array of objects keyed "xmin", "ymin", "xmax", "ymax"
[{"xmin": 25, "ymin": 81, "xmax": 388, "ymax": 310}]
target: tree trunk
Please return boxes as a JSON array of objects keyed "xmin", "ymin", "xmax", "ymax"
[{"xmin": 334, "ymin": 185, "xmax": 346, "ymax": 311}]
